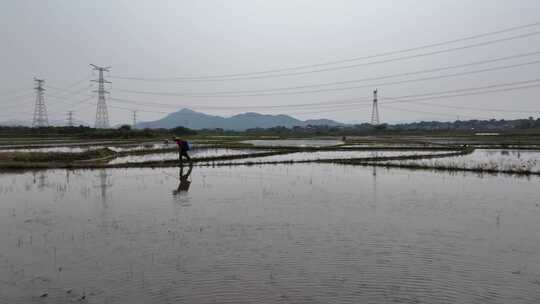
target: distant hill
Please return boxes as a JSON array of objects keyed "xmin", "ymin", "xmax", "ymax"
[
  {"xmin": 136, "ymin": 108, "xmax": 346, "ymax": 130},
  {"xmin": 304, "ymin": 118, "xmax": 344, "ymax": 127}
]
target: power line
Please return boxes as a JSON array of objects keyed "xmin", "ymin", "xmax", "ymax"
[
  {"xmin": 0, "ymin": 86, "xmax": 31, "ymax": 98},
  {"xmin": 85, "ymin": 88, "xmax": 540, "ymax": 123},
  {"xmin": 111, "ymin": 21, "xmax": 540, "ymax": 81},
  {"xmin": 113, "ymin": 59, "xmax": 540, "ymax": 98},
  {"xmin": 114, "ymin": 50, "xmax": 540, "ymax": 96},
  {"xmin": 0, "ymin": 98, "xmax": 34, "ymax": 108},
  {"xmin": 380, "ymin": 104, "xmax": 492, "ymax": 120},
  {"xmin": 384, "ymin": 83, "xmax": 540, "ymax": 111},
  {"xmin": 37, "ymin": 94, "xmax": 95, "ymax": 112},
  {"xmin": 404, "ymin": 101, "xmax": 538, "ymax": 114},
  {"xmin": 106, "ymin": 78, "xmax": 540, "ymax": 113},
  {"xmin": 266, "ymin": 101, "xmax": 486, "ymax": 119},
  {"xmin": 0, "ymin": 92, "xmax": 35, "ymax": 105},
  {"xmin": 66, "ymin": 95, "xmax": 95, "ymax": 109},
  {"xmin": 109, "ymin": 103, "xmax": 170, "ymax": 114},
  {"xmin": 108, "ymin": 96, "xmax": 369, "ymax": 110},
  {"xmin": 288, "ymin": 91, "xmax": 528, "ymax": 119},
  {"xmin": 115, "ymin": 32, "xmax": 540, "ymax": 82},
  {"xmin": 275, "ymin": 104, "xmax": 372, "ymax": 116},
  {"xmin": 48, "ymin": 76, "xmax": 92, "ymax": 92},
  {"xmin": 47, "ymin": 84, "xmax": 91, "ymax": 100},
  {"xmin": 29, "ymin": 76, "xmax": 540, "ymax": 116},
  {"xmin": 37, "ymin": 78, "xmax": 540, "ymax": 119},
  {"xmin": 383, "ymin": 78, "xmax": 540, "ymax": 101},
  {"xmin": 269, "ymin": 88, "xmax": 540, "ymax": 117},
  {"xmin": 107, "ymin": 84, "xmax": 540, "ymax": 117}
]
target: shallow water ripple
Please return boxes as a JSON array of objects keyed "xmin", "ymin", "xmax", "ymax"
[{"xmin": 0, "ymin": 165, "xmax": 539, "ymax": 303}]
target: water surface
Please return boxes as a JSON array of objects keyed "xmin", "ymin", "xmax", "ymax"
[
  {"xmin": 1, "ymin": 165, "xmax": 539, "ymax": 303},
  {"xmin": 209, "ymin": 150, "xmax": 440, "ymax": 164},
  {"xmin": 108, "ymin": 148, "xmax": 268, "ymax": 164},
  {"xmin": 241, "ymin": 139, "xmax": 343, "ymax": 147},
  {"xmin": 379, "ymin": 149, "xmax": 540, "ymax": 173}
]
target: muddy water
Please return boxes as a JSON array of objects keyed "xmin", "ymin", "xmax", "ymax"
[
  {"xmin": 210, "ymin": 150, "xmax": 440, "ymax": 164},
  {"xmin": 108, "ymin": 148, "xmax": 267, "ymax": 164},
  {"xmin": 1, "ymin": 165, "xmax": 540, "ymax": 303},
  {"xmin": 0, "ymin": 146, "xmax": 101, "ymax": 153},
  {"xmin": 242, "ymin": 139, "xmax": 343, "ymax": 147},
  {"xmin": 380, "ymin": 149, "xmax": 540, "ymax": 173}
]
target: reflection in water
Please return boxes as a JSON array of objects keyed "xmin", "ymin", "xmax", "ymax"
[
  {"xmin": 1, "ymin": 165, "xmax": 540, "ymax": 303},
  {"xmin": 95, "ymin": 169, "xmax": 113, "ymax": 204},
  {"xmin": 36, "ymin": 172, "xmax": 47, "ymax": 190},
  {"xmin": 370, "ymin": 151, "xmax": 379, "ymax": 209},
  {"xmin": 381, "ymin": 149, "xmax": 540, "ymax": 173},
  {"xmin": 172, "ymin": 164, "xmax": 193, "ymax": 206}
]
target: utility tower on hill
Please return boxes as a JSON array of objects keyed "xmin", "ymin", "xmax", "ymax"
[
  {"xmin": 370, "ymin": 89, "xmax": 380, "ymax": 125},
  {"xmin": 91, "ymin": 64, "xmax": 111, "ymax": 129},
  {"xmin": 32, "ymin": 78, "xmax": 49, "ymax": 127}
]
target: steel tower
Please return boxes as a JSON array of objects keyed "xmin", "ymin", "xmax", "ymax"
[
  {"xmin": 32, "ymin": 78, "xmax": 49, "ymax": 127},
  {"xmin": 370, "ymin": 89, "xmax": 380, "ymax": 125},
  {"xmin": 91, "ymin": 64, "xmax": 111, "ymax": 128}
]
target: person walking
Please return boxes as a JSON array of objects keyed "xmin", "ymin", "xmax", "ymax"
[{"xmin": 173, "ymin": 137, "xmax": 191, "ymax": 165}]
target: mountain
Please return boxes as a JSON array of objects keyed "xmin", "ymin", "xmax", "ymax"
[
  {"xmin": 136, "ymin": 108, "xmax": 346, "ymax": 131},
  {"xmin": 137, "ymin": 109, "xmax": 226, "ymax": 129},
  {"xmin": 226, "ymin": 112, "xmax": 303, "ymax": 130},
  {"xmin": 304, "ymin": 119, "xmax": 344, "ymax": 127}
]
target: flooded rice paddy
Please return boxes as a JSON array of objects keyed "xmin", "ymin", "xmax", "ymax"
[
  {"xmin": 0, "ymin": 141, "xmax": 206, "ymax": 154},
  {"xmin": 108, "ymin": 149, "xmax": 442, "ymax": 165},
  {"xmin": 1, "ymin": 164, "xmax": 539, "ymax": 303},
  {"xmin": 0, "ymin": 146, "xmax": 103, "ymax": 153},
  {"xmin": 209, "ymin": 150, "xmax": 440, "ymax": 164},
  {"xmin": 108, "ymin": 148, "xmax": 268, "ymax": 165},
  {"xmin": 241, "ymin": 139, "xmax": 343, "ymax": 147},
  {"xmin": 378, "ymin": 149, "xmax": 540, "ymax": 173}
]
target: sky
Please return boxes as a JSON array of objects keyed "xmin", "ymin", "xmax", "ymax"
[{"xmin": 1, "ymin": 0, "xmax": 540, "ymax": 126}]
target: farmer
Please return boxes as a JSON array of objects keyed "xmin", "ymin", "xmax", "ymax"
[{"xmin": 173, "ymin": 137, "xmax": 191, "ymax": 164}]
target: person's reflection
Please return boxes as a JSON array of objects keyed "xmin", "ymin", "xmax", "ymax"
[{"xmin": 172, "ymin": 164, "xmax": 193, "ymax": 202}]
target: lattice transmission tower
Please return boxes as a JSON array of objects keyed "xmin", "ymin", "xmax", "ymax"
[
  {"xmin": 91, "ymin": 64, "xmax": 111, "ymax": 128},
  {"xmin": 67, "ymin": 111, "xmax": 74, "ymax": 127},
  {"xmin": 132, "ymin": 110, "xmax": 138, "ymax": 127},
  {"xmin": 370, "ymin": 89, "xmax": 380, "ymax": 125},
  {"xmin": 32, "ymin": 78, "xmax": 49, "ymax": 127}
]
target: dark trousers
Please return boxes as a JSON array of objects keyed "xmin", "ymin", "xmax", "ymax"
[{"xmin": 178, "ymin": 149, "xmax": 191, "ymax": 164}]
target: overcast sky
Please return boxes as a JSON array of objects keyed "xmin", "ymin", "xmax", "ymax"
[{"xmin": 1, "ymin": 0, "xmax": 540, "ymax": 125}]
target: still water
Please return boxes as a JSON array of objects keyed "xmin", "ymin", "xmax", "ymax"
[
  {"xmin": 108, "ymin": 148, "xmax": 267, "ymax": 165},
  {"xmin": 380, "ymin": 149, "xmax": 540, "ymax": 173},
  {"xmin": 1, "ymin": 165, "xmax": 539, "ymax": 303},
  {"xmin": 210, "ymin": 150, "xmax": 440, "ymax": 164},
  {"xmin": 242, "ymin": 139, "xmax": 343, "ymax": 147}
]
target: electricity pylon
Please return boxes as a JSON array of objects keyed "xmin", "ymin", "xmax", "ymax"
[
  {"xmin": 32, "ymin": 78, "xmax": 49, "ymax": 127},
  {"xmin": 370, "ymin": 89, "xmax": 380, "ymax": 125},
  {"xmin": 67, "ymin": 111, "xmax": 74, "ymax": 127},
  {"xmin": 91, "ymin": 64, "xmax": 111, "ymax": 128},
  {"xmin": 132, "ymin": 110, "xmax": 137, "ymax": 127}
]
